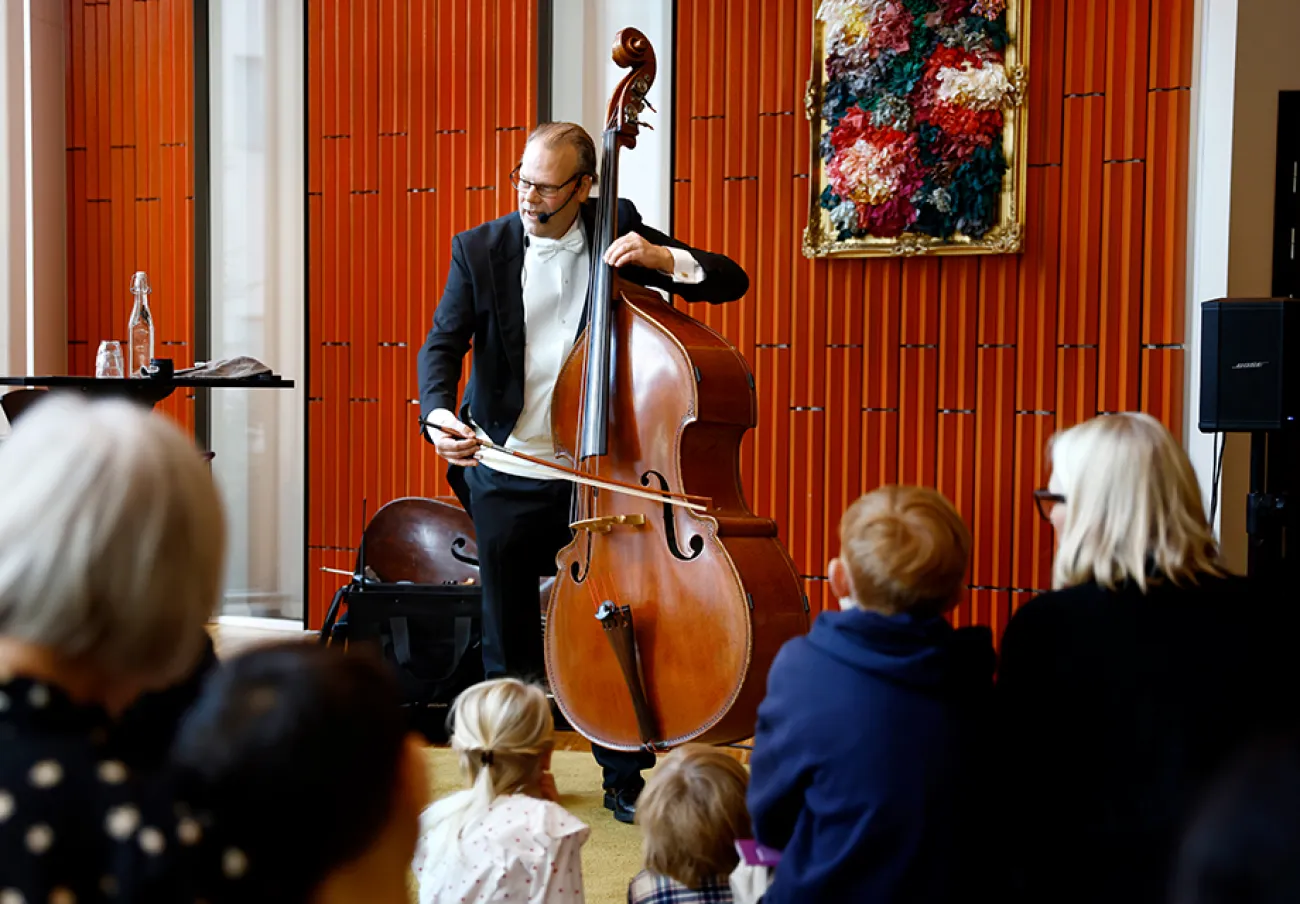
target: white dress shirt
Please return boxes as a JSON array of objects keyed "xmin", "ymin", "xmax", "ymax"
[{"xmin": 474, "ymin": 215, "xmax": 704, "ymax": 478}]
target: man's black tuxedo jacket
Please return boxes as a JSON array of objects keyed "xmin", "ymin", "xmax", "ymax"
[{"xmin": 416, "ymin": 198, "xmax": 749, "ymax": 450}]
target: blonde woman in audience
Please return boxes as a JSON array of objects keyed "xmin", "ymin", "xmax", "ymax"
[
  {"xmin": 998, "ymin": 412, "xmax": 1299, "ymax": 904},
  {"xmin": 413, "ymin": 677, "xmax": 589, "ymax": 903},
  {"xmin": 628, "ymin": 744, "xmax": 749, "ymax": 904},
  {"xmin": 0, "ymin": 395, "xmax": 225, "ymax": 899},
  {"xmin": 747, "ymin": 485, "xmax": 996, "ymax": 904}
]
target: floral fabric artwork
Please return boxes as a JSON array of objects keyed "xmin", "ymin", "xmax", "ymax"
[{"xmin": 804, "ymin": 0, "xmax": 1028, "ymax": 257}]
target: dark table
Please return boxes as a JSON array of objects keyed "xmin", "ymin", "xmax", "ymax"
[{"xmin": 0, "ymin": 374, "xmax": 295, "ymax": 422}]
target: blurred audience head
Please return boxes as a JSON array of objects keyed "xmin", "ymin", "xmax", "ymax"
[
  {"xmin": 170, "ymin": 641, "xmax": 426, "ymax": 904},
  {"xmin": 0, "ymin": 395, "xmax": 225, "ymax": 712},
  {"xmin": 637, "ymin": 744, "xmax": 750, "ymax": 889},
  {"xmin": 1172, "ymin": 733, "xmax": 1300, "ymax": 904},
  {"xmin": 1046, "ymin": 412, "xmax": 1222, "ymax": 592},
  {"xmin": 830, "ymin": 485, "xmax": 971, "ymax": 616}
]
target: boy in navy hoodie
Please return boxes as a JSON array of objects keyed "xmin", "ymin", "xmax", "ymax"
[{"xmin": 747, "ymin": 485, "xmax": 996, "ymax": 903}]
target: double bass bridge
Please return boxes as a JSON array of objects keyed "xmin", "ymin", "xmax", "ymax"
[{"xmin": 570, "ymin": 513, "xmax": 646, "ymax": 534}]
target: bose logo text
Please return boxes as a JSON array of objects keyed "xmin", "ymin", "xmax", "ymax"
[{"xmin": 1232, "ymin": 361, "xmax": 1269, "ymax": 370}]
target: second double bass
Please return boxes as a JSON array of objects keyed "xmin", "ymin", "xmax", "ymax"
[{"xmin": 544, "ymin": 29, "xmax": 808, "ymax": 752}]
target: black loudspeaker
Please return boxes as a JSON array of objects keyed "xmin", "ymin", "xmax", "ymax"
[{"xmin": 1199, "ymin": 299, "xmax": 1300, "ymax": 432}]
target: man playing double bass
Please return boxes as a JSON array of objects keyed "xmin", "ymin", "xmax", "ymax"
[{"xmin": 416, "ymin": 122, "xmax": 748, "ymax": 823}]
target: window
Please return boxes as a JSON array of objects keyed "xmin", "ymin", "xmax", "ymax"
[{"xmin": 208, "ymin": 0, "xmax": 304, "ymax": 621}]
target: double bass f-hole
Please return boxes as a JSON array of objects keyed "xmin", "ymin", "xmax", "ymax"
[
  {"xmin": 642, "ymin": 470, "xmax": 704, "ymax": 561},
  {"xmin": 568, "ymin": 530, "xmax": 595, "ymax": 584},
  {"xmin": 450, "ymin": 536, "xmax": 479, "ymax": 567}
]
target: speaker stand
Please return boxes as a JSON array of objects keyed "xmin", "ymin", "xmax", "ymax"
[{"xmin": 1246, "ymin": 429, "xmax": 1294, "ymax": 587}]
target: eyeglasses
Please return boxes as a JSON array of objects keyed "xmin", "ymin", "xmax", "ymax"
[
  {"xmin": 509, "ymin": 165, "xmax": 587, "ymax": 199},
  {"xmin": 1032, "ymin": 488, "xmax": 1066, "ymax": 523}
]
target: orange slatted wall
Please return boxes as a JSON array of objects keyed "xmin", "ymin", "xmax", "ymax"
[
  {"xmin": 674, "ymin": 0, "xmax": 1193, "ymax": 629},
  {"xmin": 305, "ymin": 0, "xmax": 538, "ymax": 624},
  {"xmin": 64, "ymin": 0, "xmax": 196, "ymax": 430}
]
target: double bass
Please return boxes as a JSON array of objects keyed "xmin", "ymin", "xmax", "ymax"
[{"xmin": 544, "ymin": 29, "xmax": 809, "ymax": 752}]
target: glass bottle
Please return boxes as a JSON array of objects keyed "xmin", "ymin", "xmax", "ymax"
[{"xmin": 127, "ymin": 271, "xmax": 154, "ymax": 377}]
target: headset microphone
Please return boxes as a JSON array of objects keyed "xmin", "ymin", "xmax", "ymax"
[{"xmin": 537, "ymin": 182, "xmax": 582, "ymax": 225}]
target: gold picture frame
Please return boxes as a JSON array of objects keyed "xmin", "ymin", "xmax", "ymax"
[{"xmin": 802, "ymin": 1, "xmax": 1030, "ymax": 258}]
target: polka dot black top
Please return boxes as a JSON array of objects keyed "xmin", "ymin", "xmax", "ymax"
[{"xmin": 0, "ymin": 672, "xmax": 190, "ymax": 903}]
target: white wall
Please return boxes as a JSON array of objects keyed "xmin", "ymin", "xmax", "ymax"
[
  {"xmin": 1185, "ymin": 0, "xmax": 1238, "ymax": 537},
  {"xmin": 1186, "ymin": 0, "xmax": 1300, "ymax": 571},
  {"xmin": 0, "ymin": 0, "xmax": 65, "ymax": 425},
  {"xmin": 550, "ymin": 0, "xmax": 674, "ymax": 231}
]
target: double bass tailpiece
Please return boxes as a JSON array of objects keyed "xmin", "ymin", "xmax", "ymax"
[{"xmin": 595, "ymin": 601, "xmax": 663, "ymax": 751}]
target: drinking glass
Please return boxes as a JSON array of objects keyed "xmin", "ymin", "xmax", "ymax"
[{"xmin": 95, "ymin": 340, "xmax": 124, "ymax": 378}]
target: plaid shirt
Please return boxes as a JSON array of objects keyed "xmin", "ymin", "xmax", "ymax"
[{"xmin": 628, "ymin": 869, "xmax": 734, "ymax": 904}]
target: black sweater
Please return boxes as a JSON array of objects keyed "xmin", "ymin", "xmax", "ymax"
[{"xmin": 996, "ymin": 574, "xmax": 1300, "ymax": 904}]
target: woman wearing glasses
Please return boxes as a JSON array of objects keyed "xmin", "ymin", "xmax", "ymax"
[
  {"xmin": 416, "ymin": 122, "xmax": 748, "ymax": 823},
  {"xmin": 997, "ymin": 412, "xmax": 1297, "ymax": 904}
]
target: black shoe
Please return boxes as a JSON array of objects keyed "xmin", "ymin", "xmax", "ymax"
[{"xmin": 603, "ymin": 786, "xmax": 640, "ymax": 825}]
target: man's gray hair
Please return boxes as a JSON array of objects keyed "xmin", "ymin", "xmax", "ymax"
[{"xmin": 0, "ymin": 395, "xmax": 226, "ymax": 682}]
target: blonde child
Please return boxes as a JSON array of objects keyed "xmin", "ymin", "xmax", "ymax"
[
  {"xmin": 627, "ymin": 744, "xmax": 750, "ymax": 903},
  {"xmin": 413, "ymin": 678, "xmax": 589, "ymax": 903}
]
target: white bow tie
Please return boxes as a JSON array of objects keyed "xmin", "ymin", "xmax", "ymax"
[{"xmin": 528, "ymin": 229, "xmax": 585, "ymax": 262}]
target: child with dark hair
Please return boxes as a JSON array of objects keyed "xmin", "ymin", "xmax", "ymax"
[
  {"xmin": 168, "ymin": 641, "xmax": 430, "ymax": 904},
  {"xmin": 1172, "ymin": 733, "xmax": 1300, "ymax": 904}
]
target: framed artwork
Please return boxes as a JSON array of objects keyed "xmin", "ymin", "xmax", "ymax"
[{"xmin": 803, "ymin": 0, "xmax": 1029, "ymax": 258}]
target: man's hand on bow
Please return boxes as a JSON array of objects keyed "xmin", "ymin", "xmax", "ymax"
[
  {"xmin": 603, "ymin": 232, "xmax": 674, "ymax": 274},
  {"xmin": 425, "ymin": 408, "xmax": 479, "ymax": 467}
]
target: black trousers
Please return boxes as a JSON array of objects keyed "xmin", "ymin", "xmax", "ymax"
[{"xmin": 459, "ymin": 463, "xmax": 655, "ymax": 790}]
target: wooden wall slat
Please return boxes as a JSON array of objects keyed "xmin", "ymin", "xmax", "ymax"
[
  {"xmin": 1104, "ymin": 0, "xmax": 1150, "ymax": 162},
  {"xmin": 1142, "ymin": 347, "xmax": 1186, "ymax": 440},
  {"xmin": 1056, "ymin": 346, "xmax": 1100, "ymax": 431},
  {"xmin": 861, "ymin": 410, "xmax": 899, "ymax": 492},
  {"xmin": 1010, "ymin": 413, "xmax": 1055, "ymax": 594},
  {"xmin": 1099, "ymin": 161, "xmax": 1145, "ymax": 413},
  {"xmin": 1058, "ymin": 95, "xmax": 1105, "ymax": 347},
  {"xmin": 788, "ymin": 409, "xmax": 826, "ymax": 585},
  {"xmin": 823, "ymin": 345, "xmax": 863, "ymax": 557},
  {"xmin": 1142, "ymin": 88, "xmax": 1191, "ymax": 345},
  {"xmin": 752, "ymin": 347, "xmax": 792, "ymax": 536},
  {"xmin": 977, "ymin": 256, "xmax": 1020, "ymax": 346},
  {"xmin": 971, "ymin": 347, "xmax": 1016, "ymax": 590},
  {"xmin": 861, "ymin": 259, "xmax": 901, "ymax": 411},
  {"xmin": 1026, "ymin": 0, "xmax": 1066, "ymax": 166},
  {"xmin": 935, "ymin": 412, "xmax": 976, "ymax": 529},
  {"xmin": 900, "ymin": 258, "xmax": 940, "ymax": 346},
  {"xmin": 1150, "ymin": 0, "xmax": 1195, "ymax": 90},
  {"xmin": 898, "ymin": 347, "xmax": 938, "ymax": 487},
  {"xmin": 1064, "ymin": 0, "xmax": 1108, "ymax": 95},
  {"xmin": 938, "ymin": 258, "xmax": 978, "ymax": 413}
]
